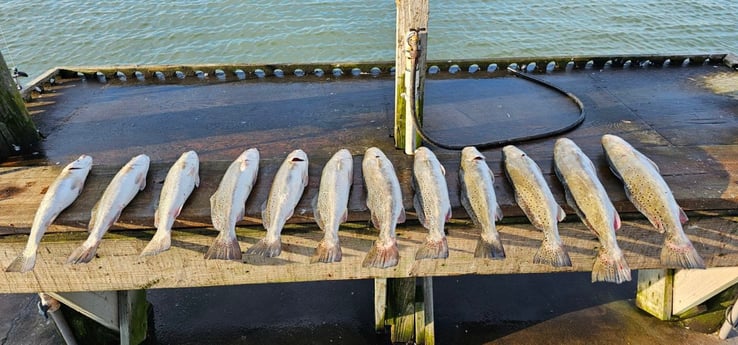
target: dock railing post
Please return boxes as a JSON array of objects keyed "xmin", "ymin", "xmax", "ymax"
[
  {"xmin": 394, "ymin": 0, "xmax": 429, "ymax": 154},
  {"xmin": 0, "ymin": 50, "xmax": 40, "ymax": 161}
]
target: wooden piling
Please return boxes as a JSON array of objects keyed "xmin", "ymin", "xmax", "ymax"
[
  {"xmin": 394, "ymin": 0, "xmax": 429, "ymax": 153},
  {"xmin": 636, "ymin": 269, "xmax": 674, "ymax": 320},
  {"xmin": 0, "ymin": 50, "xmax": 40, "ymax": 160}
]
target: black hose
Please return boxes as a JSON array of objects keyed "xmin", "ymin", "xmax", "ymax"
[{"xmin": 411, "ymin": 67, "xmax": 585, "ymax": 150}]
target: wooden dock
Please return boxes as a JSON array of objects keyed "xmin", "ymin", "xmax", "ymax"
[{"xmin": 1, "ymin": 54, "xmax": 737, "ymax": 343}]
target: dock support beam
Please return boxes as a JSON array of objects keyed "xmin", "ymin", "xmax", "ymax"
[
  {"xmin": 0, "ymin": 50, "xmax": 41, "ymax": 160},
  {"xmin": 48, "ymin": 290, "xmax": 149, "ymax": 345},
  {"xmin": 393, "ymin": 0, "xmax": 429, "ymax": 154},
  {"xmin": 375, "ymin": 277, "xmax": 435, "ymax": 344}
]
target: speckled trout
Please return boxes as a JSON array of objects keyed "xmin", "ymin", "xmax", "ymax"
[
  {"xmin": 246, "ymin": 149, "xmax": 308, "ymax": 258},
  {"xmin": 5, "ymin": 155, "xmax": 93, "ymax": 272},
  {"xmin": 602, "ymin": 134, "xmax": 704, "ymax": 269},
  {"xmin": 503, "ymin": 145, "xmax": 571, "ymax": 267},
  {"xmin": 554, "ymin": 138, "xmax": 630, "ymax": 283},
  {"xmin": 311, "ymin": 149, "xmax": 353, "ymax": 263},
  {"xmin": 361, "ymin": 147, "xmax": 405, "ymax": 268},
  {"xmin": 413, "ymin": 147, "xmax": 452, "ymax": 260},
  {"xmin": 67, "ymin": 154, "xmax": 150, "ymax": 264},
  {"xmin": 140, "ymin": 151, "xmax": 199, "ymax": 257},
  {"xmin": 205, "ymin": 148, "xmax": 259, "ymax": 261},
  {"xmin": 459, "ymin": 146, "xmax": 505, "ymax": 259}
]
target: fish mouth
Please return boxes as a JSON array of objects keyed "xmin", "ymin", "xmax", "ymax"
[
  {"xmin": 473, "ymin": 156, "xmax": 484, "ymax": 161},
  {"xmin": 291, "ymin": 157, "xmax": 305, "ymax": 162}
]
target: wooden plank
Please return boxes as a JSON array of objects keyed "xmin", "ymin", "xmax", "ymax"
[
  {"xmin": 1, "ymin": 143, "xmax": 737, "ymax": 235},
  {"xmin": 374, "ymin": 278, "xmax": 388, "ymax": 333},
  {"xmin": 117, "ymin": 290, "xmax": 147, "ymax": 345},
  {"xmin": 636, "ymin": 269, "xmax": 674, "ymax": 320},
  {"xmin": 49, "ymin": 291, "xmax": 119, "ymax": 331},
  {"xmin": 421, "ymin": 277, "xmax": 435, "ymax": 345},
  {"xmin": 387, "ymin": 277, "xmax": 416, "ymax": 343},
  {"xmin": 672, "ymin": 267, "xmax": 738, "ymax": 316},
  {"xmin": 1, "ymin": 216, "xmax": 736, "ymax": 293}
]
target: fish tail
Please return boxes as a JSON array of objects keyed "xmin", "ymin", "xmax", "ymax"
[
  {"xmin": 591, "ymin": 249, "xmax": 632, "ymax": 284},
  {"xmin": 415, "ymin": 237, "xmax": 449, "ymax": 260},
  {"xmin": 311, "ymin": 239, "xmax": 342, "ymax": 264},
  {"xmin": 474, "ymin": 237, "xmax": 506, "ymax": 260},
  {"xmin": 362, "ymin": 239, "xmax": 399, "ymax": 268},
  {"xmin": 245, "ymin": 238, "xmax": 281, "ymax": 258},
  {"xmin": 66, "ymin": 242, "xmax": 100, "ymax": 264},
  {"xmin": 534, "ymin": 239, "xmax": 571, "ymax": 267},
  {"xmin": 139, "ymin": 230, "xmax": 172, "ymax": 257},
  {"xmin": 661, "ymin": 235, "xmax": 705, "ymax": 269},
  {"xmin": 204, "ymin": 232, "xmax": 242, "ymax": 261},
  {"xmin": 5, "ymin": 253, "xmax": 36, "ymax": 273}
]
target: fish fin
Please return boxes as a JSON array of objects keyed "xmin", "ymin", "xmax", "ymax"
[
  {"xmin": 340, "ymin": 208, "xmax": 348, "ymax": 224},
  {"xmin": 534, "ymin": 239, "xmax": 571, "ymax": 267},
  {"xmin": 487, "ymin": 168, "xmax": 495, "ymax": 182},
  {"xmin": 446, "ymin": 208, "xmax": 452, "ymax": 221},
  {"xmin": 397, "ymin": 208, "xmax": 406, "ymax": 224},
  {"xmin": 245, "ymin": 238, "xmax": 281, "ymax": 257},
  {"xmin": 614, "ymin": 210, "xmax": 622, "ymax": 231},
  {"xmin": 362, "ymin": 239, "xmax": 399, "ymax": 268},
  {"xmin": 136, "ymin": 172, "xmax": 146, "ymax": 190},
  {"xmin": 557, "ymin": 206, "xmax": 566, "ymax": 222},
  {"xmin": 474, "ymin": 237, "xmax": 505, "ymax": 260},
  {"xmin": 302, "ymin": 171, "xmax": 309, "ymax": 187},
  {"xmin": 604, "ymin": 153, "xmax": 623, "ymax": 180},
  {"xmin": 312, "ymin": 195, "xmax": 324, "ymax": 230},
  {"xmin": 66, "ymin": 242, "xmax": 100, "ymax": 264},
  {"xmin": 88, "ymin": 202, "xmax": 99, "ymax": 232},
  {"xmin": 592, "ymin": 248, "xmax": 631, "ymax": 284},
  {"xmin": 311, "ymin": 239, "xmax": 342, "ymax": 263},
  {"xmin": 495, "ymin": 205, "xmax": 504, "ymax": 221},
  {"xmin": 5, "ymin": 253, "xmax": 36, "ymax": 273},
  {"xmin": 415, "ymin": 237, "xmax": 449, "ymax": 260},
  {"xmin": 513, "ymin": 191, "xmax": 537, "ymax": 227},
  {"xmin": 154, "ymin": 209, "xmax": 159, "ymax": 228},
  {"xmin": 439, "ymin": 163, "xmax": 446, "ymax": 176},
  {"xmin": 261, "ymin": 201, "xmax": 271, "ymax": 230},
  {"xmin": 370, "ymin": 212, "xmax": 381, "ymax": 230},
  {"xmin": 459, "ymin": 180, "xmax": 481, "ymax": 227},
  {"xmin": 140, "ymin": 230, "xmax": 172, "ymax": 257},
  {"xmin": 194, "ymin": 171, "xmax": 200, "ymax": 188},
  {"xmin": 679, "ymin": 208, "xmax": 689, "ymax": 224},
  {"xmin": 661, "ymin": 235, "xmax": 705, "ymax": 269},
  {"xmin": 413, "ymin": 193, "xmax": 428, "ymax": 228},
  {"xmin": 204, "ymin": 232, "xmax": 242, "ymax": 261}
]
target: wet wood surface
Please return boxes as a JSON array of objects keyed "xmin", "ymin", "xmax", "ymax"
[{"xmin": 0, "ymin": 63, "xmax": 736, "ymax": 292}]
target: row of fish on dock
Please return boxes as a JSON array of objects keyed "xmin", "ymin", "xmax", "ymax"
[{"xmin": 4, "ymin": 134, "xmax": 705, "ymax": 284}]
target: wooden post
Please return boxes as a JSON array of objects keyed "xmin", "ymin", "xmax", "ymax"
[
  {"xmin": 0, "ymin": 50, "xmax": 40, "ymax": 160},
  {"xmin": 375, "ymin": 277, "xmax": 435, "ymax": 344},
  {"xmin": 374, "ymin": 278, "xmax": 388, "ymax": 333},
  {"xmin": 394, "ymin": 0, "xmax": 429, "ymax": 153},
  {"xmin": 386, "ymin": 277, "xmax": 417, "ymax": 342},
  {"xmin": 118, "ymin": 290, "xmax": 148, "ymax": 345},
  {"xmin": 635, "ymin": 269, "xmax": 674, "ymax": 320}
]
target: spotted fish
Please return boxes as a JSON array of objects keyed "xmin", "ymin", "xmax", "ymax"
[
  {"xmin": 554, "ymin": 138, "xmax": 630, "ymax": 283},
  {"xmin": 361, "ymin": 147, "xmax": 405, "ymax": 268},
  {"xmin": 67, "ymin": 154, "xmax": 150, "ymax": 264},
  {"xmin": 205, "ymin": 148, "xmax": 259, "ymax": 261},
  {"xmin": 503, "ymin": 145, "xmax": 571, "ymax": 267},
  {"xmin": 6, "ymin": 155, "xmax": 93, "ymax": 272},
  {"xmin": 246, "ymin": 149, "xmax": 308, "ymax": 258},
  {"xmin": 413, "ymin": 147, "xmax": 451, "ymax": 260},
  {"xmin": 141, "ymin": 151, "xmax": 199, "ymax": 257},
  {"xmin": 311, "ymin": 149, "xmax": 353, "ymax": 263},
  {"xmin": 602, "ymin": 134, "xmax": 704, "ymax": 269},
  {"xmin": 459, "ymin": 146, "xmax": 505, "ymax": 259}
]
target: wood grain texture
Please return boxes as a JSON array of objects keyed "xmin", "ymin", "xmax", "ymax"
[{"xmin": 0, "ymin": 216, "xmax": 736, "ymax": 293}]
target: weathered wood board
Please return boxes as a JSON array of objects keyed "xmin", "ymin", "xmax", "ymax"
[
  {"xmin": 1, "ymin": 143, "xmax": 737, "ymax": 234},
  {"xmin": 0, "ymin": 216, "xmax": 736, "ymax": 293}
]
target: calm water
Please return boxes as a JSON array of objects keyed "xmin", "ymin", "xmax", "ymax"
[{"xmin": 1, "ymin": 0, "xmax": 736, "ymax": 78}]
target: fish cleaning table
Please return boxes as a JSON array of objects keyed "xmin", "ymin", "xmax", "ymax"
[{"xmin": 1, "ymin": 56, "xmax": 737, "ymax": 343}]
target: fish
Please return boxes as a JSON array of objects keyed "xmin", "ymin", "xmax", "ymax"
[
  {"xmin": 5, "ymin": 155, "xmax": 93, "ymax": 272},
  {"xmin": 459, "ymin": 146, "xmax": 505, "ymax": 259},
  {"xmin": 311, "ymin": 149, "xmax": 353, "ymax": 263},
  {"xmin": 602, "ymin": 134, "xmax": 705, "ymax": 269},
  {"xmin": 502, "ymin": 145, "xmax": 571, "ymax": 267},
  {"xmin": 361, "ymin": 147, "xmax": 405, "ymax": 268},
  {"xmin": 67, "ymin": 154, "xmax": 150, "ymax": 264},
  {"xmin": 553, "ymin": 138, "xmax": 630, "ymax": 283},
  {"xmin": 412, "ymin": 147, "xmax": 452, "ymax": 260},
  {"xmin": 246, "ymin": 149, "xmax": 309, "ymax": 258},
  {"xmin": 140, "ymin": 151, "xmax": 199, "ymax": 257},
  {"xmin": 205, "ymin": 148, "xmax": 259, "ymax": 261}
]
